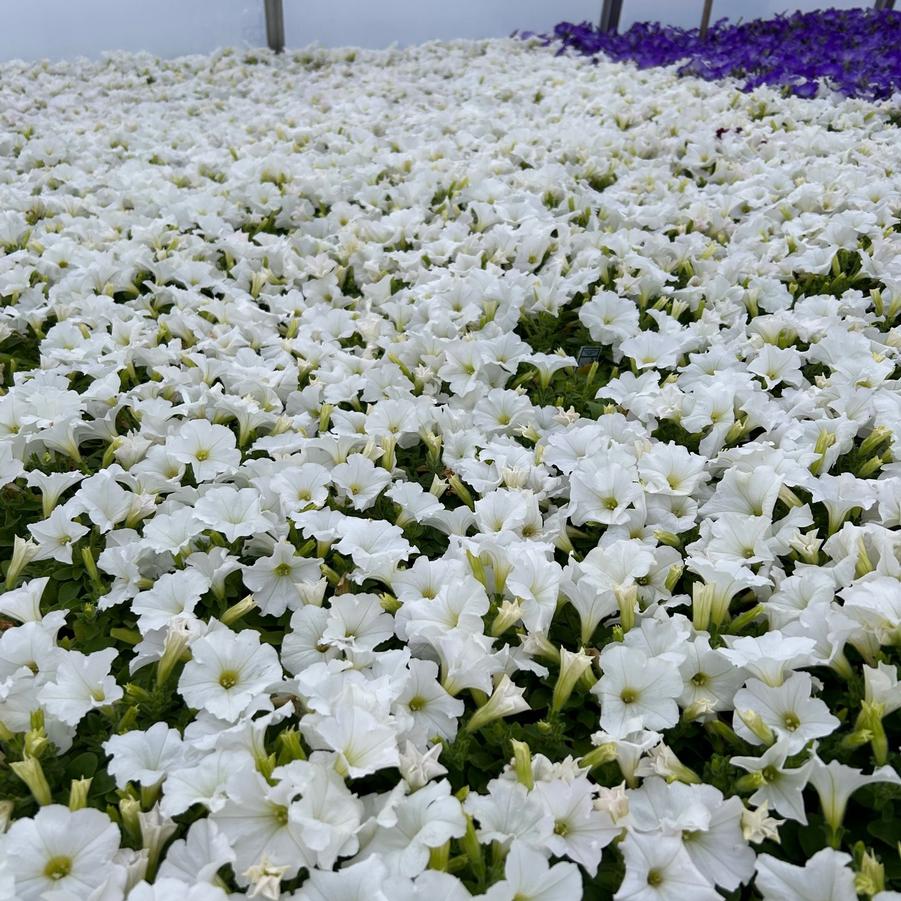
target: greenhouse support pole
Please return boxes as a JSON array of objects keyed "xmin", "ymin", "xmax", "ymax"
[
  {"xmin": 874, "ymin": 0, "xmax": 895, "ymax": 8},
  {"xmin": 700, "ymin": 0, "xmax": 714, "ymax": 39},
  {"xmin": 599, "ymin": 0, "xmax": 623, "ymax": 33},
  {"xmin": 264, "ymin": 0, "xmax": 285, "ymax": 53}
]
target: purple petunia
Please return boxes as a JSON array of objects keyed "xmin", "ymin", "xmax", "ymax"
[{"xmin": 521, "ymin": 8, "xmax": 901, "ymax": 100}]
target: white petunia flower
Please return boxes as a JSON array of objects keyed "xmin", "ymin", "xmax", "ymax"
[
  {"xmin": 4, "ymin": 805, "xmax": 121, "ymax": 901},
  {"xmin": 27, "ymin": 506, "xmax": 90, "ymax": 564},
  {"xmin": 38, "ymin": 647, "xmax": 123, "ymax": 726},
  {"xmin": 194, "ymin": 486, "xmax": 273, "ymax": 543},
  {"xmin": 354, "ymin": 779, "xmax": 467, "ymax": 878},
  {"xmin": 755, "ymin": 848, "xmax": 857, "ymax": 901},
  {"xmin": 592, "ymin": 645, "xmax": 682, "ymax": 738},
  {"xmin": 614, "ymin": 832, "xmax": 720, "ymax": 901},
  {"xmin": 178, "ymin": 627, "xmax": 283, "ymax": 722},
  {"xmin": 103, "ymin": 722, "xmax": 189, "ymax": 789},
  {"xmin": 482, "ymin": 840, "xmax": 583, "ymax": 901},
  {"xmin": 733, "ymin": 672, "xmax": 840, "ymax": 754},
  {"xmin": 166, "ymin": 420, "xmax": 241, "ymax": 482}
]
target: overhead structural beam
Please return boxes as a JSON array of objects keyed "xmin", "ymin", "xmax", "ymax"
[
  {"xmin": 599, "ymin": 0, "xmax": 624, "ymax": 33},
  {"xmin": 264, "ymin": 0, "xmax": 285, "ymax": 53},
  {"xmin": 700, "ymin": 0, "xmax": 714, "ymax": 39},
  {"xmin": 874, "ymin": 0, "xmax": 895, "ymax": 9}
]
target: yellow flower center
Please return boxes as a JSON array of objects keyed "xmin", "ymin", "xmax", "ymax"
[{"xmin": 44, "ymin": 856, "xmax": 72, "ymax": 881}]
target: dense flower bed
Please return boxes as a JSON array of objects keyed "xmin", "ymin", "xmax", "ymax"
[
  {"xmin": 0, "ymin": 38, "xmax": 899, "ymax": 900},
  {"xmin": 526, "ymin": 8, "xmax": 901, "ymax": 99}
]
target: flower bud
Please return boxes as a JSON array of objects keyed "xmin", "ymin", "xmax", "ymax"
[
  {"xmin": 429, "ymin": 474, "xmax": 448, "ymax": 498},
  {"xmin": 854, "ymin": 846, "xmax": 885, "ymax": 898},
  {"xmin": 221, "ymin": 594, "xmax": 256, "ymax": 627},
  {"xmin": 615, "ymin": 584, "xmax": 637, "ymax": 633},
  {"xmin": 379, "ymin": 592, "xmax": 401, "ymax": 615},
  {"xmin": 580, "ymin": 742, "xmax": 618, "ymax": 770},
  {"xmin": 490, "ymin": 598, "xmax": 522, "ymax": 637},
  {"xmin": 664, "ymin": 563, "xmax": 683, "ymax": 593},
  {"xmin": 510, "ymin": 739, "xmax": 534, "ymax": 790},
  {"xmin": 692, "ymin": 581, "xmax": 713, "ymax": 632},
  {"xmin": 11, "ymin": 756, "xmax": 53, "ymax": 805},
  {"xmin": 68, "ymin": 777, "xmax": 92, "ymax": 811},
  {"xmin": 552, "ymin": 647, "xmax": 594, "ymax": 713},
  {"xmin": 5, "ymin": 536, "xmax": 39, "ymax": 589},
  {"xmin": 119, "ymin": 796, "xmax": 142, "ymax": 844},
  {"xmin": 737, "ymin": 708, "xmax": 776, "ymax": 746},
  {"xmin": 448, "ymin": 474, "xmax": 474, "ymax": 510},
  {"xmin": 464, "ymin": 675, "xmax": 529, "ymax": 734},
  {"xmin": 858, "ymin": 426, "xmax": 890, "ymax": 459}
]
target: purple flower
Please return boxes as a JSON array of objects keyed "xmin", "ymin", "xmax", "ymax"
[{"xmin": 526, "ymin": 8, "xmax": 901, "ymax": 101}]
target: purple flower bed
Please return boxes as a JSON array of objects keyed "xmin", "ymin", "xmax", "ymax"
[{"xmin": 522, "ymin": 8, "xmax": 901, "ymax": 100}]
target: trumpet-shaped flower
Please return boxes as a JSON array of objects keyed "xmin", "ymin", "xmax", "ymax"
[
  {"xmin": 167, "ymin": 420, "xmax": 241, "ymax": 482},
  {"xmin": 592, "ymin": 645, "xmax": 682, "ymax": 738},
  {"xmin": 38, "ymin": 647, "xmax": 123, "ymax": 726},
  {"xmin": 732, "ymin": 672, "xmax": 839, "ymax": 754},
  {"xmin": 4, "ymin": 805, "xmax": 121, "ymax": 901},
  {"xmin": 754, "ymin": 848, "xmax": 857, "ymax": 901},
  {"xmin": 178, "ymin": 627, "xmax": 283, "ymax": 722},
  {"xmin": 482, "ymin": 841, "xmax": 582, "ymax": 901}
]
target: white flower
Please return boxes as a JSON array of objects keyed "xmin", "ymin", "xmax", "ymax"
[
  {"xmin": 131, "ymin": 568, "xmax": 211, "ymax": 634},
  {"xmin": 0, "ymin": 442, "xmax": 25, "ymax": 489},
  {"xmin": 863, "ymin": 660, "xmax": 901, "ymax": 715},
  {"xmin": 161, "ymin": 749, "xmax": 251, "ymax": 817},
  {"xmin": 243, "ymin": 855, "xmax": 291, "ymax": 901},
  {"xmin": 331, "ymin": 453, "xmax": 392, "ymax": 511},
  {"xmin": 276, "ymin": 759, "xmax": 364, "ymax": 869},
  {"xmin": 291, "ymin": 857, "xmax": 390, "ymax": 901},
  {"xmin": 482, "ymin": 840, "xmax": 582, "ymax": 901},
  {"xmin": 353, "ymin": 779, "xmax": 466, "ymax": 878},
  {"xmin": 808, "ymin": 756, "xmax": 900, "ymax": 834},
  {"xmin": 127, "ymin": 878, "xmax": 230, "ymax": 900},
  {"xmin": 614, "ymin": 832, "xmax": 720, "ymax": 901},
  {"xmin": 592, "ymin": 645, "xmax": 682, "ymax": 738},
  {"xmin": 321, "ymin": 592, "xmax": 395, "ymax": 655},
  {"xmin": 755, "ymin": 848, "xmax": 857, "ymax": 901},
  {"xmin": 731, "ymin": 742, "xmax": 814, "ymax": 824},
  {"xmin": 38, "ymin": 647, "xmax": 123, "ymax": 726},
  {"xmin": 103, "ymin": 722, "xmax": 188, "ymax": 789},
  {"xmin": 70, "ymin": 471, "xmax": 136, "ymax": 533},
  {"xmin": 569, "ymin": 460, "xmax": 643, "ymax": 527},
  {"xmin": 242, "ymin": 540, "xmax": 323, "ymax": 616},
  {"xmin": 4, "ymin": 805, "xmax": 120, "ymax": 901},
  {"xmin": 178, "ymin": 627, "xmax": 283, "ymax": 722},
  {"xmin": 194, "ymin": 486, "xmax": 272, "ymax": 543},
  {"xmin": 211, "ymin": 768, "xmax": 309, "ymax": 883},
  {"xmin": 156, "ymin": 819, "xmax": 236, "ymax": 885},
  {"xmin": 733, "ymin": 672, "xmax": 840, "ymax": 753},
  {"xmin": 27, "ymin": 506, "xmax": 90, "ymax": 564},
  {"xmin": 166, "ymin": 420, "xmax": 240, "ymax": 482},
  {"xmin": 741, "ymin": 802, "xmax": 784, "ymax": 844},
  {"xmin": 533, "ymin": 776, "xmax": 619, "ymax": 875},
  {"xmin": 465, "ymin": 780, "xmax": 553, "ymax": 847},
  {"xmin": 395, "ymin": 658, "xmax": 465, "ymax": 746},
  {"xmin": 398, "ymin": 741, "xmax": 448, "ymax": 790},
  {"xmin": 0, "ymin": 576, "xmax": 50, "ymax": 623},
  {"xmin": 310, "ymin": 704, "xmax": 400, "ymax": 779}
]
